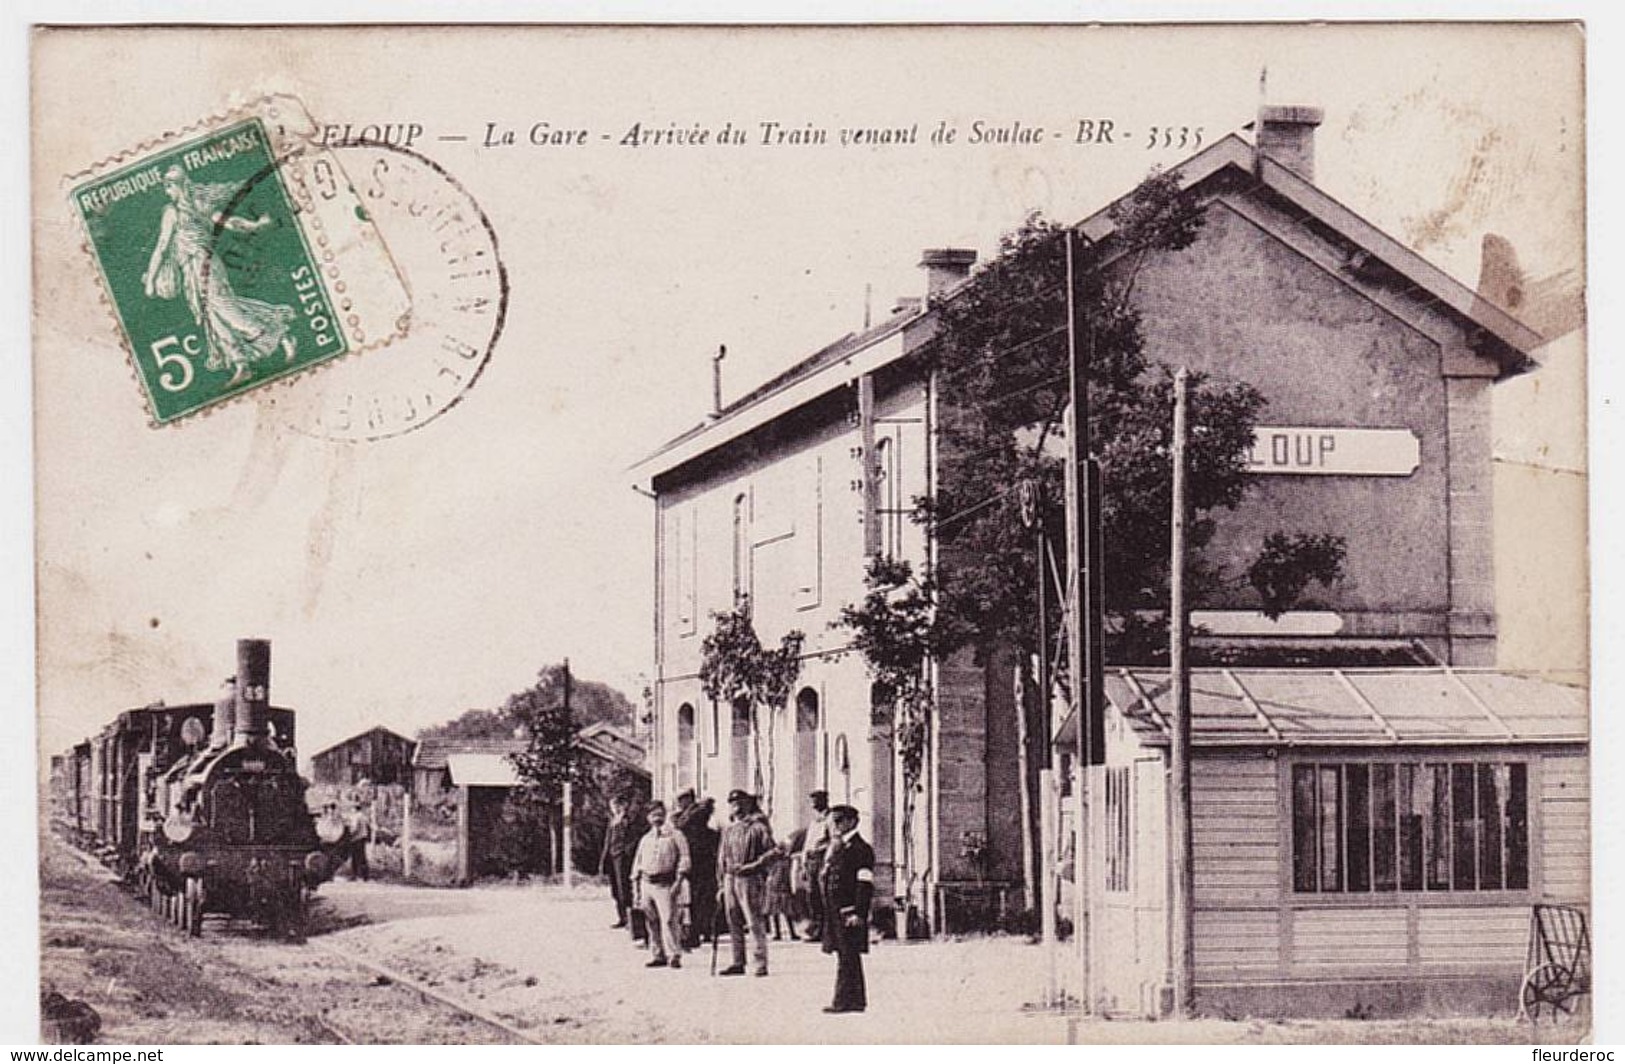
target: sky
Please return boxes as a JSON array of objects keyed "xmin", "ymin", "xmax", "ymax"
[{"xmin": 5, "ymin": 5, "xmax": 1621, "ymax": 1051}]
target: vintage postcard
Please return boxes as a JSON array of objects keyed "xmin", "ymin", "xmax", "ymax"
[{"xmin": 24, "ymin": 22, "xmax": 1590, "ymax": 1046}]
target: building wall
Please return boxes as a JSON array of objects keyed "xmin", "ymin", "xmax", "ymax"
[
  {"xmin": 1127, "ymin": 197, "xmax": 1503, "ymax": 660},
  {"xmin": 653, "ymin": 348, "xmax": 930, "ymax": 903},
  {"xmin": 313, "ymin": 730, "xmax": 416, "ymax": 787}
]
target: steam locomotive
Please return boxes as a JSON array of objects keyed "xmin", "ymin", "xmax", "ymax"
[{"xmin": 51, "ymin": 639, "xmax": 337, "ymax": 939}]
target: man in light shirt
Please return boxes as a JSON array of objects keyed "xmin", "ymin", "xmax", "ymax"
[
  {"xmin": 800, "ymin": 790, "xmax": 832, "ymax": 941},
  {"xmin": 631, "ymin": 800, "xmax": 692, "ymax": 969}
]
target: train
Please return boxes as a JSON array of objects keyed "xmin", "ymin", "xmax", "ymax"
[{"xmin": 50, "ymin": 638, "xmax": 339, "ymax": 940}]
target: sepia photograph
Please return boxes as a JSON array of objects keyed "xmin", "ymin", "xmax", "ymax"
[{"xmin": 20, "ymin": 18, "xmax": 1593, "ymax": 1045}]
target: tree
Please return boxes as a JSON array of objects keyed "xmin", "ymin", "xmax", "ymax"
[
  {"xmin": 920, "ymin": 172, "xmax": 1345, "ymax": 668},
  {"xmin": 416, "ymin": 708, "xmax": 514, "ymax": 743},
  {"xmin": 505, "ymin": 666, "xmax": 583, "ymax": 803},
  {"xmin": 500, "ymin": 665, "xmax": 584, "ymax": 877},
  {"xmin": 832, "ymin": 557, "xmax": 939, "ymax": 913},
  {"xmin": 698, "ymin": 597, "xmax": 804, "ymax": 816}
]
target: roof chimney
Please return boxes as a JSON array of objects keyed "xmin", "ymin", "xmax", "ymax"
[
  {"xmin": 711, "ymin": 345, "xmax": 727, "ymax": 418},
  {"xmin": 1255, "ymin": 104, "xmax": 1323, "ymax": 182},
  {"xmin": 919, "ymin": 248, "xmax": 977, "ymax": 301}
]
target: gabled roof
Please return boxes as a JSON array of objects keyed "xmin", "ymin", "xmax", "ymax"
[
  {"xmin": 412, "ymin": 736, "xmax": 527, "ymax": 771},
  {"xmin": 576, "ymin": 721, "xmax": 645, "ymax": 762},
  {"xmin": 1076, "ymin": 134, "xmax": 1543, "ymax": 371},
  {"xmin": 635, "ymin": 123, "xmax": 1546, "ymax": 486},
  {"xmin": 310, "ymin": 725, "xmax": 416, "ymax": 762},
  {"xmin": 1059, "ymin": 667, "xmax": 1586, "ymax": 749}
]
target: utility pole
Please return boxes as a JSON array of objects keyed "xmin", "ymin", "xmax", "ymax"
[
  {"xmin": 1064, "ymin": 226, "xmax": 1105, "ymax": 1013},
  {"xmin": 562, "ymin": 658, "xmax": 575, "ymax": 888},
  {"xmin": 1169, "ymin": 370, "xmax": 1195, "ymax": 1017}
]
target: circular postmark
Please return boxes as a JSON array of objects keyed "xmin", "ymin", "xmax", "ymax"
[{"xmin": 224, "ymin": 136, "xmax": 509, "ymax": 441}]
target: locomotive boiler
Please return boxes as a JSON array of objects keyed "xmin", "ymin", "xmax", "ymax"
[{"xmin": 58, "ymin": 638, "xmax": 336, "ymax": 939}]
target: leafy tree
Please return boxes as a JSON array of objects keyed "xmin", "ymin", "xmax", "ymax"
[
  {"xmin": 416, "ymin": 708, "xmax": 514, "ymax": 743},
  {"xmin": 920, "ymin": 172, "xmax": 1345, "ymax": 668},
  {"xmin": 505, "ymin": 668, "xmax": 583, "ymax": 803},
  {"xmin": 698, "ymin": 597, "xmax": 804, "ymax": 816},
  {"xmin": 832, "ymin": 556, "xmax": 939, "ymax": 908}
]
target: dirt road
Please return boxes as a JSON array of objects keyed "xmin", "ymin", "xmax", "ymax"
[{"xmin": 38, "ymin": 832, "xmax": 1559, "ymax": 1044}]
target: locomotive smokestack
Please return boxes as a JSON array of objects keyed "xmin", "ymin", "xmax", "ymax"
[{"xmin": 233, "ymin": 639, "xmax": 272, "ymax": 747}]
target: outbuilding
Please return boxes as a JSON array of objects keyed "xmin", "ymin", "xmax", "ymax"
[{"xmin": 1062, "ymin": 666, "xmax": 1586, "ymax": 1018}]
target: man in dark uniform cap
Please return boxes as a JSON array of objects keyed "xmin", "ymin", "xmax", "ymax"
[
  {"xmin": 716, "ymin": 789, "xmax": 776, "ymax": 976},
  {"xmin": 819, "ymin": 804, "xmax": 874, "ymax": 1013}
]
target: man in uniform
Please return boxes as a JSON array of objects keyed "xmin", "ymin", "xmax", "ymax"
[
  {"xmin": 601, "ymin": 794, "xmax": 649, "ymax": 943},
  {"xmin": 715, "ymin": 789, "xmax": 776, "ymax": 976},
  {"xmin": 820, "ymin": 804, "xmax": 874, "ymax": 1013},
  {"xmin": 671, "ymin": 787, "xmax": 718, "ymax": 948}
]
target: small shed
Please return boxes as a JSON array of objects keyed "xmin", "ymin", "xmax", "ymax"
[
  {"xmin": 310, "ymin": 725, "xmax": 417, "ymax": 787},
  {"xmin": 407, "ymin": 728, "xmax": 652, "ymax": 884},
  {"xmin": 1059, "ymin": 667, "xmax": 1587, "ymax": 1019},
  {"xmin": 410, "ymin": 736, "xmax": 528, "ymax": 804}
]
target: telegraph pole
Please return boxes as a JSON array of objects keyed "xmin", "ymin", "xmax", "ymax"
[
  {"xmin": 562, "ymin": 658, "xmax": 575, "ymax": 888},
  {"xmin": 1064, "ymin": 226, "xmax": 1105, "ymax": 1013},
  {"xmin": 1169, "ymin": 370, "xmax": 1195, "ymax": 1017}
]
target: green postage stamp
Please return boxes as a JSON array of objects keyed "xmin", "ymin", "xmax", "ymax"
[{"xmin": 69, "ymin": 97, "xmax": 410, "ymax": 425}]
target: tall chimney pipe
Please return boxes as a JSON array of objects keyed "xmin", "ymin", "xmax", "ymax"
[
  {"xmin": 711, "ymin": 344, "xmax": 727, "ymax": 417},
  {"xmin": 233, "ymin": 638, "xmax": 272, "ymax": 747}
]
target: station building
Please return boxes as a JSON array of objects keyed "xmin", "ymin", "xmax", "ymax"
[{"xmin": 632, "ymin": 104, "xmax": 1584, "ymax": 1000}]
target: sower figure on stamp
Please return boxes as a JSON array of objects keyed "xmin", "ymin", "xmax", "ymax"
[
  {"xmin": 820, "ymin": 804, "xmax": 874, "ymax": 1013},
  {"xmin": 630, "ymin": 801, "xmax": 691, "ymax": 968},
  {"xmin": 143, "ymin": 165, "xmax": 298, "ymax": 384},
  {"xmin": 715, "ymin": 789, "xmax": 776, "ymax": 977}
]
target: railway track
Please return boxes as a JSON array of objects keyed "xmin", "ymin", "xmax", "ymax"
[{"xmin": 306, "ymin": 939, "xmax": 539, "ymax": 1045}]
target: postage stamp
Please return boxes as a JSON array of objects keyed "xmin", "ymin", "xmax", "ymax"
[{"xmin": 68, "ymin": 96, "xmax": 410, "ymax": 426}]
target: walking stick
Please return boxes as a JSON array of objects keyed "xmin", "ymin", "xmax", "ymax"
[{"xmin": 710, "ymin": 894, "xmax": 721, "ymax": 976}]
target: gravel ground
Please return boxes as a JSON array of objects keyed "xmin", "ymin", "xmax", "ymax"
[
  {"xmin": 37, "ymin": 835, "xmax": 525, "ymax": 1045},
  {"xmin": 38, "ymin": 831, "xmax": 1576, "ymax": 1045}
]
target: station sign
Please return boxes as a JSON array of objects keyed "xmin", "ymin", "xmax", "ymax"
[{"xmin": 1247, "ymin": 427, "xmax": 1420, "ymax": 476}]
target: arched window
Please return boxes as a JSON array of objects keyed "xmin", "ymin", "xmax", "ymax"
[
  {"xmin": 794, "ymin": 687, "xmax": 820, "ymax": 810},
  {"xmin": 732, "ymin": 493, "xmax": 750, "ymax": 606},
  {"xmin": 677, "ymin": 703, "xmax": 696, "ymax": 791},
  {"xmin": 731, "ymin": 697, "xmax": 752, "ymax": 794}
]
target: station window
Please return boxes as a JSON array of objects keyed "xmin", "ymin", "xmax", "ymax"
[
  {"xmin": 1104, "ymin": 766, "xmax": 1132, "ymax": 893},
  {"xmin": 1290, "ymin": 760, "xmax": 1528, "ymax": 894}
]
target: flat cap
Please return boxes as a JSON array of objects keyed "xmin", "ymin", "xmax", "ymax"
[
  {"xmin": 830, "ymin": 804, "xmax": 859, "ymax": 821},
  {"xmin": 726, "ymin": 788, "xmax": 755, "ymax": 804}
]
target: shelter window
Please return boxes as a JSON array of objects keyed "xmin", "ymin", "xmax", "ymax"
[
  {"xmin": 1291, "ymin": 760, "xmax": 1528, "ymax": 895},
  {"xmin": 1104, "ymin": 766, "xmax": 1132, "ymax": 893}
]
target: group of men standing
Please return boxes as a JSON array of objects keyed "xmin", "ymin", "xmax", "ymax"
[{"xmin": 599, "ymin": 786, "xmax": 875, "ymax": 1013}]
